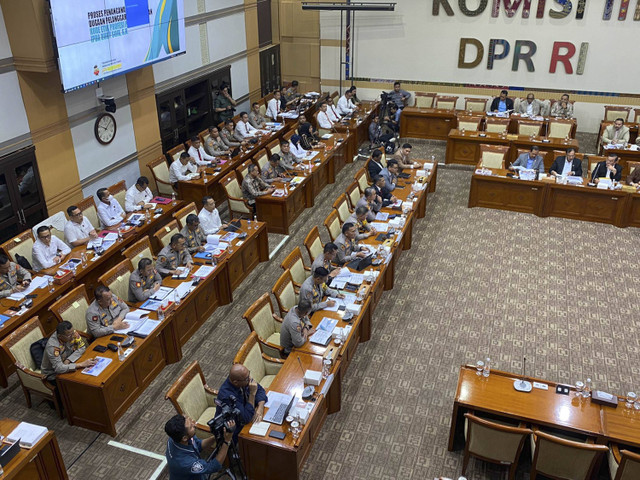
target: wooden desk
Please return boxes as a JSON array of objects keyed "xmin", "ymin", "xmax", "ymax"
[
  {"xmin": 238, "ymin": 352, "xmax": 339, "ymax": 480},
  {"xmin": 468, "ymin": 169, "xmax": 547, "ymax": 216},
  {"xmin": 224, "ymin": 220, "xmax": 269, "ymax": 291},
  {"xmin": 600, "ymin": 146, "xmax": 640, "ymax": 179},
  {"xmin": 400, "ymin": 107, "xmax": 457, "ymax": 140},
  {"xmin": 0, "ymin": 418, "xmax": 68, "ymax": 480},
  {"xmin": 333, "ymin": 101, "xmax": 380, "ymax": 156}
]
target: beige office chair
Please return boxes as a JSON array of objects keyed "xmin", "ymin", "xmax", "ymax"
[
  {"xmin": 1, "ymin": 229, "xmax": 34, "ymax": 266},
  {"xmin": 49, "ymin": 284, "xmax": 91, "ymax": 338},
  {"xmin": 234, "ymin": 332, "xmax": 284, "ymax": 389},
  {"xmin": 464, "ymin": 97, "xmax": 488, "ymax": 113},
  {"xmin": 604, "ymin": 105, "xmax": 632, "ymax": 122},
  {"xmin": 346, "ymin": 181, "xmax": 361, "ymax": 211},
  {"xmin": 413, "ymin": 92, "xmax": 436, "ymax": 108},
  {"xmin": 333, "ymin": 194, "xmax": 352, "ymax": 222},
  {"xmin": 220, "ymin": 171, "xmax": 252, "ymax": 219},
  {"xmin": 77, "ymin": 196, "xmax": 100, "ymax": 230},
  {"xmin": 147, "ymin": 156, "xmax": 175, "ymax": 196},
  {"xmin": 243, "ymin": 293, "xmax": 284, "ymax": 359},
  {"xmin": 324, "ymin": 210, "xmax": 341, "ymax": 242},
  {"xmin": 254, "ymin": 149, "xmax": 269, "ymax": 171},
  {"xmin": 267, "ymin": 139, "xmax": 281, "ymax": 158},
  {"xmin": 457, "ymin": 116, "xmax": 482, "ymax": 132},
  {"xmin": 259, "ymin": 102, "xmax": 267, "ymax": 118},
  {"xmin": 517, "ymin": 120, "xmax": 544, "ymax": 136},
  {"xmin": 462, "ymin": 413, "xmax": 531, "ymax": 480},
  {"xmin": 165, "ymin": 361, "xmax": 217, "ymax": 439},
  {"xmin": 304, "ymin": 226, "xmax": 323, "ymax": 263},
  {"xmin": 435, "ymin": 95, "xmax": 458, "ymax": 110},
  {"xmin": 98, "ymin": 259, "xmax": 133, "ymax": 303},
  {"xmin": 0, "ymin": 317, "xmax": 63, "ymax": 418},
  {"xmin": 32, "ymin": 213, "xmax": 66, "ymax": 243},
  {"xmin": 271, "ymin": 269, "xmax": 299, "ymax": 316},
  {"xmin": 123, "ymin": 236, "xmax": 155, "ymax": 265},
  {"xmin": 108, "ymin": 180, "xmax": 127, "ymax": 210},
  {"xmin": 354, "ymin": 168, "xmax": 369, "ymax": 194},
  {"xmin": 236, "ymin": 160, "xmax": 254, "ymax": 183},
  {"xmin": 609, "ymin": 444, "xmax": 640, "ymax": 480},
  {"xmin": 548, "ymin": 119, "xmax": 574, "ymax": 139},
  {"xmin": 479, "ymin": 144, "xmax": 509, "ymax": 169},
  {"xmin": 280, "ymin": 247, "xmax": 310, "ymax": 289},
  {"xmin": 167, "ymin": 144, "xmax": 186, "ymax": 163},
  {"xmin": 485, "ymin": 118, "xmax": 510, "ymax": 134},
  {"xmin": 588, "ymin": 155, "xmax": 608, "ymax": 179},
  {"xmin": 530, "ymin": 428, "xmax": 608, "ymax": 480},
  {"xmin": 154, "ymin": 220, "xmax": 180, "ymax": 249},
  {"xmin": 173, "ymin": 203, "xmax": 198, "ymax": 229}
]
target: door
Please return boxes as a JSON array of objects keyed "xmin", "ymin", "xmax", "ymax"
[{"xmin": 260, "ymin": 45, "xmax": 281, "ymax": 97}]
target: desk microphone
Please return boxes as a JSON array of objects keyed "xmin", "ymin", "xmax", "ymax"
[
  {"xmin": 590, "ymin": 160, "xmax": 602, "ymax": 183},
  {"xmin": 513, "ymin": 356, "xmax": 532, "ymax": 392}
]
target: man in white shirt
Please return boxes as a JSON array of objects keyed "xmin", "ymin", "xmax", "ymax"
[
  {"xmin": 64, "ymin": 205, "xmax": 98, "ymax": 247},
  {"xmin": 187, "ymin": 136, "xmax": 216, "ymax": 166},
  {"xmin": 32, "ymin": 226, "xmax": 71, "ymax": 272},
  {"xmin": 124, "ymin": 176, "xmax": 154, "ymax": 212},
  {"xmin": 169, "ymin": 152, "xmax": 198, "ymax": 186},
  {"xmin": 266, "ymin": 90, "xmax": 282, "ymax": 120},
  {"xmin": 327, "ymin": 98, "xmax": 341, "ymax": 122},
  {"xmin": 337, "ymin": 90, "xmax": 357, "ymax": 116},
  {"xmin": 96, "ymin": 187, "xmax": 126, "ymax": 228},
  {"xmin": 235, "ymin": 112, "xmax": 259, "ymax": 139},
  {"xmin": 198, "ymin": 196, "xmax": 228, "ymax": 234},
  {"xmin": 317, "ymin": 103, "xmax": 335, "ymax": 132}
]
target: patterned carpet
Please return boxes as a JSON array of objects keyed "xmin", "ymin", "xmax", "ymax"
[{"xmin": 2, "ymin": 132, "xmax": 638, "ymax": 479}]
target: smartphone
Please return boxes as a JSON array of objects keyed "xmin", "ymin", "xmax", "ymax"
[{"xmin": 269, "ymin": 430, "xmax": 286, "ymax": 440}]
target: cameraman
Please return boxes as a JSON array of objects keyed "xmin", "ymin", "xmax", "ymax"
[
  {"xmin": 217, "ymin": 364, "xmax": 268, "ymax": 442},
  {"xmin": 165, "ymin": 414, "xmax": 235, "ymax": 479}
]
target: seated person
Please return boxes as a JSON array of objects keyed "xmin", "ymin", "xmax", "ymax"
[
  {"xmin": 297, "ymin": 114, "xmax": 321, "ymax": 148},
  {"xmin": 96, "ymin": 187, "xmax": 126, "ymax": 228},
  {"xmin": 180, "ymin": 214, "xmax": 207, "ymax": 255},
  {"xmin": 316, "ymin": 102, "xmax": 336, "ymax": 133},
  {"xmin": 549, "ymin": 148, "xmax": 582, "ymax": 177},
  {"xmin": 591, "ymin": 153, "xmax": 622, "ymax": 184},
  {"xmin": 490, "ymin": 90, "xmax": 514, "ymax": 113},
  {"xmin": 289, "ymin": 134, "xmax": 307, "ymax": 158},
  {"xmin": 216, "ymin": 364, "xmax": 268, "ymax": 442},
  {"xmin": 235, "ymin": 111, "xmax": 259, "ymax": 140},
  {"xmin": 188, "ymin": 136, "xmax": 216, "ymax": 167},
  {"xmin": 262, "ymin": 154, "xmax": 286, "ymax": 184},
  {"xmin": 334, "ymin": 222, "xmax": 369, "ymax": 265},
  {"xmin": 368, "ymin": 149, "xmax": 384, "ymax": 179},
  {"xmin": 516, "ymin": 93, "xmax": 542, "ymax": 116},
  {"xmin": 337, "ymin": 90, "xmax": 357, "ymax": 116},
  {"xmin": 627, "ymin": 165, "xmax": 640, "ymax": 187},
  {"xmin": 311, "ymin": 243, "xmax": 340, "ymax": 279},
  {"xmin": 248, "ymin": 102, "xmax": 267, "ymax": 129},
  {"xmin": 300, "ymin": 267, "xmax": 344, "ymax": 313},
  {"xmin": 157, "ymin": 234, "xmax": 193, "ymax": 277},
  {"xmin": 279, "ymin": 140, "xmax": 301, "ymax": 169},
  {"xmin": 349, "ymin": 86, "xmax": 362, "ymax": 105},
  {"xmin": 280, "ymin": 299, "xmax": 315, "ymax": 356},
  {"xmin": 368, "ymin": 114, "xmax": 395, "ymax": 147},
  {"xmin": 169, "ymin": 152, "xmax": 198, "ymax": 186},
  {"xmin": 550, "ymin": 94, "xmax": 574, "ymax": 118},
  {"xmin": 32, "ymin": 226, "xmax": 71, "ymax": 272},
  {"xmin": 284, "ymin": 80, "xmax": 302, "ymax": 103},
  {"xmin": 41, "ymin": 321, "xmax": 95, "ymax": 382},
  {"xmin": 64, "ymin": 205, "xmax": 98, "ymax": 247},
  {"xmin": 198, "ymin": 196, "xmax": 227, "ymax": 234},
  {"xmin": 164, "ymin": 414, "xmax": 234, "ymax": 479},
  {"xmin": 204, "ymin": 126, "xmax": 231, "ymax": 157},
  {"xmin": 266, "ymin": 90, "xmax": 282, "ymax": 120},
  {"xmin": 129, "ymin": 257, "xmax": 162, "ymax": 302},
  {"xmin": 385, "ymin": 104, "xmax": 399, "ymax": 132},
  {"xmin": 345, "ymin": 206, "xmax": 377, "ymax": 240},
  {"xmin": 602, "ymin": 118, "xmax": 630, "ymax": 145},
  {"xmin": 393, "ymin": 143, "xmax": 421, "ymax": 169},
  {"xmin": 356, "ymin": 187, "xmax": 382, "ymax": 222},
  {"xmin": 242, "ymin": 164, "xmax": 275, "ymax": 212},
  {"xmin": 86, "ymin": 285, "xmax": 130, "ymax": 338},
  {"xmin": 389, "ymin": 81, "xmax": 411, "ymax": 122},
  {"xmin": 373, "ymin": 175, "xmax": 397, "ymax": 206},
  {"xmin": 380, "ymin": 160, "xmax": 400, "ymax": 192},
  {"xmin": 220, "ymin": 119, "xmax": 247, "ymax": 149},
  {"xmin": 0, "ymin": 254, "xmax": 31, "ymax": 299},
  {"xmin": 124, "ymin": 176, "xmax": 154, "ymax": 212},
  {"xmin": 510, "ymin": 146, "xmax": 544, "ymax": 173}
]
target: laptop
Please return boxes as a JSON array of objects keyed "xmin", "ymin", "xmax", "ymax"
[
  {"xmin": 263, "ymin": 396, "xmax": 296, "ymax": 425},
  {"xmin": 346, "ymin": 255, "xmax": 373, "ymax": 271}
]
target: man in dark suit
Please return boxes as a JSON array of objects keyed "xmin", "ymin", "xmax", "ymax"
[
  {"xmin": 510, "ymin": 146, "xmax": 545, "ymax": 173},
  {"xmin": 549, "ymin": 148, "xmax": 583, "ymax": 177},
  {"xmin": 373, "ymin": 175, "xmax": 396, "ymax": 206},
  {"xmin": 368, "ymin": 149, "xmax": 384, "ymax": 179},
  {"xmin": 591, "ymin": 153, "xmax": 622, "ymax": 184},
  {"xmin": 490, "ymin": 90, "xmax": 514, "ymax": 113}
]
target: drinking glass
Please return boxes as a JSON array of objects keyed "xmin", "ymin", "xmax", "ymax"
[
  {"xmin": 475, "ymin": 360, "xmax": 484, "ymax": 376},
  {"xmin": 626, "ymin": 392, "xmax": 637, "ymax": 409},
  {"xmin": 322, "ymin": 359, "xmax": 332, "ymax": 379},
  {"xmin": 48, "ymin": 277, "xmax": 55, "ymax": 293},
  {"xmin": 290, "ymin": 421, "xmax": 300, "ymax": 439},
  {"xmin": 585, "ymin": 378, "xmax": 592, "ymax": 398},
  {"xmin": 575, "ymin": 381, "xmax": 585, "ymax": 398}
]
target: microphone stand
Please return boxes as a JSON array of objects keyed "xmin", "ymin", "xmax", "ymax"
[{"xmin": 513, "ymin": 356, "xmax": 532, "ymax": 392}]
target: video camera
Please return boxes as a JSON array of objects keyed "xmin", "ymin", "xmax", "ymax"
[{"xmin": 208, "ymin": 397, "xmax": 241, "ymax": 444}]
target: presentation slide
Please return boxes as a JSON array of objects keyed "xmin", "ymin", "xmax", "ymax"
[{"xmin": 51, "ymin": 0, "xmax": 186, "ymax": 92}]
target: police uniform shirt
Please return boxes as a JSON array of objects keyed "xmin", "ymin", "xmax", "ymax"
[
  {"xmin": 165, "ymin": 436, "xmax": 222, "ymax": 480},
  {"xmin": 0, "ymin": 262, "xmax": 31, "ymax": 299},
  {"xmin": 205, "ymin": 135, "xmax": 228, "ymax": 157},
  {"xmin": 64, "ymin": 216, "xmax": 95, "ymax": 246},
  {"xmin": 129, "ymin": 268, "xmax": 162, "ymax": 302},
  {"xmin": 179, "ymin": 225, "xmax": 207, "ymax": 254},
  {"xmin": 345, "ymin": 213, "xmax": 371, "ymax": 240},
  {"xmin": 311, "ymin": 254, "xmax": 336, "ymax": 276},
  {"xmin": 248, "ymin": 110, "xmax": 266, "ymax": 129},
  {"xmin": 261, "ymin": 163, "xmax": 283, "ymax": 184},
  {"xmin": 280, "ymin": 308, "xmax": 312, "ymax": 354},
  {"xmin": 85, "ymin": 296, "xmax": 130, "ymax": 338},
  {"xmin": 334, "ymin": 232, "xmax": 362, "ymax": 265},
  {"xmin": 355, "ymin": 197, "xmax": 379, "ymax": 222},
  {"xmin": 220, "ymin": 127, "xmax": 242, "ymax": 148},
  {"xmin": 280, "ymin": 151, "xmax": 300, "ymax": 170},
  {"xmin": 156, "ymin": 245, "xmax": 193, "ymax": 277},
  {"xmin": 299, "ymin": 276, "xmax": 339, "ymax": 313},
  {"xmin": 41, "ymin": 331, "xmax": 87, "ymax": 380}
]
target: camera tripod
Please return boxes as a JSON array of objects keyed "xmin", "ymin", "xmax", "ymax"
[{"xmin": 207, "ymin": 438, "xmax": 247, "ymax": 480}]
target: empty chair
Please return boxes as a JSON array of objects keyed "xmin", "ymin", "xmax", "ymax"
[
  {"xmin": 77, "ymin": 196, "xmax": 100, "ymax": 230},
  {"xmin": 435, "ymin": 95, "xmax": 459, "ymax": 110},
  {"xmin": 333, "ymin": 194, "xmax": 352, "ymax": 222},
  {"xmin": 324, "ymin": 209, "xmax": 341, "ymax": 242},
  {"xmin": 108, "ymin": 180, "xmax": 127, "ymax": 209},
  {"xmin": 173, "ymin": 202, "xmax": 198, "ymax": 229},
  {"xmin": 609, "ymin": 444, "xmax": 640, "ymax": 480},
  {"xmin": 233, "ymin": 332, "xmax": 284, "ymax": 389},
  {"xmin": 154, "ymin": 219, "xmax": 180, "ymax": 249},
  {"xmin": 479, "ymin": 144, "xmax": 509, "ymax": 169},
  {"xmin": 464, "ymin": 97, "xmax": 488, "ymax": 113},
  {"xmin": 304, "ymin": 226, "xmax": 323, "ymax": 262},
  {"xmin": 548, "ymin": 119, "xmax": 574, "ymax": 139},
  {"xmin": 165, "ymin": 361, "xmax": 218, "ymax": 439},
  {"xmin": 271, "ymin": 268, "xmax": 298, "ymax": 316},
  {"xmin": 49, "ymin": 284, "xmax": 92, "ymax": 338},
  {"xmin": 414, "ymin": 92, "xmax": 436, "ymax": 108},
  {"xmin": 517, "ymin": 120, "xmax": 544, "ymax": 136},
  {"xmin": 280, "ymin": 246, "xmax": 310, "ymax": 289},
  {"xmin": 98, "ymin": 259, "xmax": 133, "ymax": 303},
  {"xmin": 345, "ymin": 181, "xmax": 361, "ymax": 211},
  {"xmin": 457, "ymin": 116, "xmax": 482, "ymax": 132},
  {"xmin": 147, "ymin": 155, "xmax": 175, "ymax": 196},
  {"xmin": 123, "ymin": 236, "xmax": 154, "ymax": 264},
  {"xmin": 462, "ymin": 413, "xmax": 532, "ymax": 480},
  {"xmin": 243, "ymin": 293, "xmax": 284, "ymax": 358},
  {"xmin": 354, "ymin": 167, "xmax": 369, "ymax": 194},
  {"xmin": 604, "ymin": 105, "xmax": 632, "ymax": 122},
  {"xmin": 220, "ymin": 171, "xmax": 252, "ymax": 219},
  {"xmin": 485, "ymin": 118, "xmax": 510, "ymax": 134},
  {"xmin": 1, "ymin": 229, "xmax": 34, "ymax": 267}
]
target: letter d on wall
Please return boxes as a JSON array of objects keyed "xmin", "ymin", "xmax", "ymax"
[{"xmin": 458, "ymin": 38, "xmax": 484, "ymax": 68}]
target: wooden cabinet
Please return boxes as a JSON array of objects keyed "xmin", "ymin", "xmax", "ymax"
[
  {"xmin": 0, "ymin": 146, "xmax": 48, "ymax": 244},
  {"xmin": 260, "ymin": 45, "xmax": 281, "ymax": 97}
]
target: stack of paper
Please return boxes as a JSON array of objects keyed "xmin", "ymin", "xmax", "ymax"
[
  {"xmin": 248, "ymin": 422, "xmax": 270, "ymax": 436},
  {"xmin": 375, "ymin": 212, "xmax": 389, "ymax": 221},
  {"xmin": 370, "ymin": 222, "xmax": 389, "ymax": 232},
  {"xmin": 174, "ymin": 281, "xmax": 194, "ymax": 299},
  {"xmin": 7, "ymin": 422, "xmax": 48, "ymax": 448},
  {"xmin": 81, "ymin": 357, "xmax": 112, "ymax": 377},
  {"xmin": 150, "ymin": 286, "xmax": 174, "ymax": 301},
  {"xmin": 193, "ymin": 265, "xmax": 215, "ymax": 278}
]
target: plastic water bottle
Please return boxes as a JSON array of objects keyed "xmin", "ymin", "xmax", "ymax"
[
  {"xmin": 253, "ymin": 215, "xmax": 258, "ymax": 229},
  {"xmin": 171, "ymin": 192, "xmax": 176, "ymax": 205},
  {"xmin": 585, "ymin": 378, "xmax": 592, "ymax": 397},
  {"xmin": 117, "ymin": 342, "xmax": 125, "ymax": 361},
  {"xmin": 483, "ymin": 357, "xmax": 491, "ymax": 377}
]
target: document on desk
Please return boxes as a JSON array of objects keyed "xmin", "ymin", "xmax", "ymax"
[
  {"xmin": 193, "ymin": 265, "xmax": 215, "ymax": 278},
  {"xmin": 265, "ymin": 391, "xmax": 294, "ymax": 408},
  {"xmin": 303, "ymin": 150, "xmax": 319, "ymax": 160},
  {"xmin": 310, "ymin": 317, "xmax": 338, "ymax": 345},
  {"xmin": 7, "ymin": 276, "xmax": 50, "ymax": 300},
  {"xmin": 220, "ymin": 232, "xmax": 239, "ymax": 243},
  {"xmin": 248, "ymin": 422, "xmax": 270, "ymax": 437},
  {"xmin": 103, "ymin": 232, "xmax": 118, "ymax": 242},
  {"xmin": 81, "ymin": 356, "xmax": 112, "ymax": 377},
  {"xmin": 132, "ymin": 319, "xmax": 160, "ymax": 337},
  {"xmin": 172, "ymin": 267, "xmax": 190, "ymax": 280},
  {"xmin": 348, "ymin": 273, "xmax": 365, "ymax": 285},
  {"xmin": 370, "ymin": 222, "xmax": 389, "ymax": 232},
  {"xmin": 125, "ymin": 310, "xmax": 150, "ymax": 321},
  {"xmin": 375, "ymin": 212, "xmax": 389, "ymax": 221},
  {"xmin": 150, "ymin": 286, "xmax": 174, "ymax": 301},
  {"xmin": 140, "ymin": 299, "xmax": 163, "ymax": 311},
  {"xmin": 174, "ymin": 281, "xmax": 194, "ymax": 299}
]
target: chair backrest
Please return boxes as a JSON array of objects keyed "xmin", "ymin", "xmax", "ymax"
[
  {"xmin": 0, "ymin": 316, "xmax": 44, "ymax": 372},
  {"xmin": 552, "ymin": 150, "xmax": 584, "ymax": 170},
  {"xmin": 108, "ymin": 180, "xmax": 127, "ymax": 210},
  {"xmin": 464, "ymin": 413, "xmax": 531, "ymax": 468},
  {"xmin": 267, "ymin": 139, "xmax": 281, "ymax": 158},
  {"xmin": 588, "ymin": 155, "xmax": 608, "ymax": 177},
  {"xmin": 234, "ymin": 332, "xmax": 266, "ymax": 382},
  {"xmin": 324, "ymin": 209, "xmax": 341, "ymax": 242},
  {"xmin": 77, "ymin": 196, "xmax": 100, "ymax": 230},
  {"xmin": 354, "ymin": 168, "xmax": 369, "ymax": 194},
  {"xmin": 33, "ymin": 213, "xmax": 66, "ymax": 243},
  {"xmin": 330, "ymin": 91, "xmax": 339, "ymax": 106},
  {"xmin": 380, "ymin": 150, "xmax": 387, "ymax": 168},
  {"xmin": 304, "ymin": 226, "xmax": 323, "ymax": 262},
  {"xmin": 259, "ymin": 103, "xmax": 267, "ymax": 117},
  {"xmin": 254, "ymin": 149, "xmax": 270, "ymax": 171},
  {"xmin": 49, "ymin": 285, "xmax": 90, "ymax": 335},
  {"xmin": 531, "ymin": 430, "xmax": 608, "ymax": 480},
  {"xmin": 280, "ymin": 247, "xmax": 307, "ymax": 287},
  {"xmin": 517, "ymin": 120, "xmax": 544, "ymax": 136},
  {"xmin": 165, "ymin": 361, "xmax": 210, "ymax": 422},
  {"xmin": 616, "ymin": 449, "xmax": 640, "ymax": 480},
  {"xmin": 414, "ymin": 92, "xmax": 436, "ymax": 108},
  {"xmin": 457, "ymin": 115, "xmax": 481, "ymax": 132},
  {"xmin": 173, "ymin": 203, "xmax": 198, "ymax": 229},
  {"xmin": 167, "ymin": 144, "xmax": 186, "ymax": 163},
  {"xmin": 221, "ymin": 171, "xmax": 251, "ymax": 216},
  {"xmin": 346, "ymin": 181, "xmax": 361, "ymax": 211},
  {"xmin": 479, "ymin": 144, "xmax": 509, "ymax": 169},
  {"xmin": 154, "ymin": 220, "xmax": 180, "ymax": 249},
  {"xmin": 237, "ymin": 159, "xmax": 254, "ymax": 183},
  {"xmin": 147, "ymin": 155, "xmax": 174, "ymax": 196},
  {"xmin": 271, "ymin": 269, "xmax": 298, "ymax": 316},
  {"xmin": 333, "ymin": 194, "xmax": 351, "ymax": 222},
  {"xmin": 627, "ymin": 161, "xmax": 640, "ymax": 177},
  {"xmin": 485, "ymin": 118, "xmax": 510, "ymax": 133},
  {"xmin": 98, "ymin": 259, "xmax": 133, "ymax": 302},
  {"xmin": 123, "ymin": 236, "xmax": 155, "ymax": 265},
  {"xmin": 1, "ymin": 229, "xmax": 34, "ymax": 265},
  {"xmin": 464, "ymin": 97, "xmax": 488, "ymax": 113},
  {"xmin": 198, "ymin": 129, "xmax": 209, "ymax": 147},
  {"xmin": 548, "ymin": 119, "xmax": 573, "ymax": 139},
  {"xmin": 435, "ymin": 95, "xmax": 458, "ymax": 110},
  {"xmin": 604, "ymin": 105, "xmax": 632, "ymax": 122}
]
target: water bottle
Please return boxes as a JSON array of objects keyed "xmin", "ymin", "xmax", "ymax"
[
  {"xmin": 284, "ymin": 183, "xmax": 288, "ymax": 195},
  {"xmin": 158, "ymin": 307, "xmax": 165, "ymax": 321},
  {"xmin": 585, "ymin": 378, "xmax": 592, "ymax": 397},
  {"xmin": 483, "ymin": 357, "xmax": 491, "ymax": 377},
  {"xmin": 117, "ymin": 342, "xmax": 125, "ymax": 361},
  {"xmin": 174, "ymin": 291, "xmax": 181, "ymax": 306},
  {"xmin": 253, "ymin": 215, "xmax": 258, "ymax": 229},
  {"xmin": 171, "ymin": 192, "xmax": 176, "ymax": 205}
]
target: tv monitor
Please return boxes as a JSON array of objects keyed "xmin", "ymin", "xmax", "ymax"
[{"xmin": 50, "ymin": 0, "xmax": 186, "ymax": 93}]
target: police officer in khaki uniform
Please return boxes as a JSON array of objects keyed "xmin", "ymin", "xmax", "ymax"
[
  {"xmin": 156, "ymin": 234, "xmax": 193, "ymax": 277},
  {"xmin": 242, "ymin": 164, "xmax": 275, "ymax": 212},
  {"xmin": 279, "ymin": 140, "xmax": 301, "ymax": 170},
  {"xmin": 299, "ymin": 267, "xmax": 344, "ymax": 313},
  {"xmin": 262, "ymin": 154, "xmax": 285, "ymax": 184},
  {"xmin": 279, "ymin": 300, "xmax": 315, "ymax": 356},
  {"xmin": 0, "ymin": 254, "xmax": 31, "ymax": 298},
  {"xmin": 180, "ymin": 214, "xmax": 207, "ymax": 254},
  {"xmin": 86, "ymin": 285, "xmax": 130, "ymax": 338},
  {"xmin": 334, "ymin": 222, "xmax": 369, "ymax": 265},
  {"xmin": 311, "ymin": 243, "xmax": 340, "ymax": 280},
  {"xmin": 41, "ymin": 321, "xmax": 95, "ymax": 382},
  {"xmin": 345, "ymin": 206, "xmax": 377, "ymax": 241},
  {"xmin": 129, "ymin": 258, "xmax": 162, "ymax": 302}
]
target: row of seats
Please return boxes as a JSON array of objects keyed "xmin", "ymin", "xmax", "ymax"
[{"xmin": 456, "ymin": 116, "xmax": 574, "ymax": 138}]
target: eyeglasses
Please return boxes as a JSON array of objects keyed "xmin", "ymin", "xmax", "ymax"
[{"xmin": 39, "ymin": 234, "xmax": 51, "ymax": 240}]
